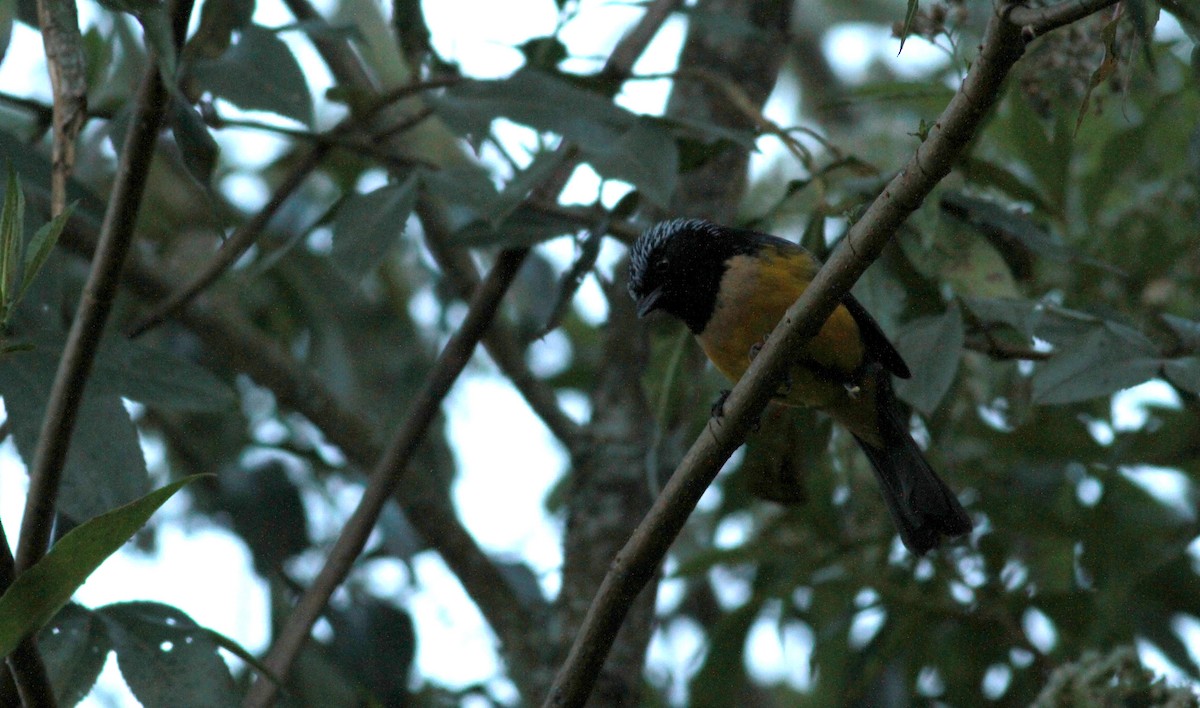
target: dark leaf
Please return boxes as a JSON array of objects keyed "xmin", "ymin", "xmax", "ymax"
[
  {"xmin": 1032, "ymin": 323, "xmax": 1162, "ymax": 405},
  {"xmin": 219, "ymin": 461, "xmax": 309, "ymax": 572},
  {"xmin": 190, "ymin": 24, "xmax": 314, "ymax": 126},
  {"xmin": 0, "ymin": 478, "xmax": 202, "ymax": 657},
  {"xmin": 327, "ymin": 599, "xmax": 416, "ymax": 705},
  {"xmin": 956, "ymin": 156, "xmax": 1053, "ymax": 214},
  {"xmin": 1162, "ymin": 313, "xmax": 1200, "ymax": 352},
  {"xmin": 894, "ymin": 302, "xmax": 964, "ymax": 416},
  {"xmin": 962, "ymin": 296, "xmax": 1039, "ymax": 339},
  {"xmin": 1163, "ymin": 356, "xmax": 1200, "ymax": 394},
  {"xmin": 90, "ymin": 336, "xmax": 236, "ymax": 412},
  {"xmin": 183, "ymin": 0, "xmax": 254, "ymax": 58},
  {"xmin": 431, "ymin": 69, "xmax": 677, "ymax": 204},
  {"xmin": 898, "ymin": 0, "xmax": 920, "ymax": 53},
  {"xmin": 687, "ymin": 603, "xmax": 760, "ymax": 706},
  {"xmin": 491, "ymin": 149, "xmax": 569, "ymax": 224},
  {"xmin": 0, "ymin": 0, "xmax": 12, "ymax": 66},
  {"xmin": 38, "ymin": 603, "xmax": 113, "ymax": 706},
  {"xmin": 420, "ymin": 164, "xmax": 500, "ymax": 232},
  {"xmin": 168, "ymin": 96, "xmax": 219, "ymax": 185},
  {"xmin": 100, "ymin": 601, "xmax": 238, "ymax": 708},
  {"xmin": 331, "ymin": 175, "xmax": 419, "ymax": 278},
  {"xmin": 451, "ymin": 203, "xmax": 579, "ymax": 247},
  {"xmin": 586, "ymin": 116, "xmax": 678, "ymax": 207},
  {"xmin": 519, "ymin": 36, "xmax": 567, "ymax": 70},
  {"xmin": 0, "ymin": 342, "xmax": 150, "ymax": 522}
]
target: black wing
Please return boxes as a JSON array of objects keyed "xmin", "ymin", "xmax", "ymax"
[{"xmin": 841, "ymin": 294, "xmax": 911, "ymax": 379}]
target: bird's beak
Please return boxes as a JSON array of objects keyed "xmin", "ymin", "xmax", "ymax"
[{"xmin": 636, "ymin": 286, "xmax": 665, "ymax": 318}]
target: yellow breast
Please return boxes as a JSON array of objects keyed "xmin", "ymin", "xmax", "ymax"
[{"xmin": 694, "ymin": 246, "xmax": 867, "ymax": 409}]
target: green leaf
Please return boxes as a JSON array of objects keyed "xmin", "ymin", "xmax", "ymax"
[
  {"xmin": 431, "ymin": 69, "xmax": 678, "ymax": 205},
  {"xmin": 451, "ymin": 203, "xmax": 579, "ymax": 247},
  {"xmin": 1163, "ymin": 313, "xmax": 1200, "ymax": 351},
  {"xmin": 894, "ymin": 302, "xmax": 965, "ymax": 416},
  {"xmin": 898, "ymin": 0, "xmax": 920, "ymax": 54},
  {"xmin": 490, "ymin": 150, "xmax": 569, "ymax": 225},
  {"xmin": 136, "ymin": 5, "xmax": 178, "ymax": 79},
  {"xmin": 0, "ymin": 343, "xmax": 151, "ymax": 522},
  {"xmin": 38, "ymin": 603, "xmax": 113, "ymax": 706},
  {"xmin": 168, "ymin": 96, "xmax": 220, "ymax": 185},
  {"xmin": 190, "ymin": 25, "xmax": 314, "ymax": 126},
  {"xmin": 0, "ymin": 477, "xmax": 204, "ymax": 658},
  {"xmin": 1032, "ymin": 323, "xmax": 1162, "ymax": 405},
  {"xmin": 586, "ymin": 116, "xmax": 678, "ymax": 207},
  {"xmin": 89, "ymin": 337, "xmax": 235, "ymax": 411},
  {"xmin": 1163, "ymin": 356, "xmax": 1200, "ymax": 394},
  {"xmin": 331, "ymin": 175, "xmax": 419, "ymax": 278},
  {"xmin": 0, "ymin": 165, "xmax": 25, "ymax": 316},
  {"xmin": 99, "ymin": 601, "xmax": 238, "ymax": 708},
  {"xmin": 13, "ymin": 201, "xmax": 74, "ymax": 315},
  {"xmin": 962, "ymin": 296, "xmax": 1039, "ymax": 339},
  {"xmin": 956, "ymin": 156, "xmax": 1054, "ymax": 214}
]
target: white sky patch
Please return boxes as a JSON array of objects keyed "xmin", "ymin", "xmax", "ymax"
[
  {"xmin": 424, "ymin": 0, "xmax": 558, "ymax": 78},
  {"xmin": 1112, "ymin": 380, "xmax": 1182, "ymax": 431},
  {"xmin": 745, "ymin": 612, "xmax": 786, "ymax": 683},
  {"xmin": 407, "ymin": 551, "xmax": 504, "ymax": 689},
  {"xmin": 444, "ymin": 375, "xmax": 566, "ymax": 562}
]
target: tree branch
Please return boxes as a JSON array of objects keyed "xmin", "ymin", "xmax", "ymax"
[
  {"xmin": 5, "ymin": 2, "xmax": 195, "ymax": 704},
  {"xmin": 541, "ymin": 1, "xmax": 1120, "ymax": 704},
  {"xmin": 1007, "ymin": 0, "xmax": 1119, "ymax": 37},
  {"xmin": 243, "ymin": 248, "xmax": 534, "ymax": 707},
  {"xmin": 44, "ymin": 212, "xmax": 543, "ymax": 705},
  {"xmin": 35, "ymin": 0, "xmax": 86, "ymax": 216},
  {"xmin": 417, "ymin": 203, "xmax": 585, "ymax": 451}
]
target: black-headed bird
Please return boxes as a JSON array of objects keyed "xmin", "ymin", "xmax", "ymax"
[{"xmin": 628, "ymin": 218, "xmax": 971, "ymax": 554}]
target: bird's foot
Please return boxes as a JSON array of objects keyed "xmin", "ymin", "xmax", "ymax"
[{"xmin": 711, "ymin": 389, "xmax": 731, "ymax": 418}]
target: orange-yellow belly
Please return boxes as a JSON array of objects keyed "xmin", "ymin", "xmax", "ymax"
[{"xmin": 694, "ymin": 248, "xmax": 866, "ymax": 410}]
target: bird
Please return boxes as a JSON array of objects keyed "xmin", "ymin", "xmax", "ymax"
[{"xmin": 627, "ymin": 218, "xmax": 972, "ymax": 554}]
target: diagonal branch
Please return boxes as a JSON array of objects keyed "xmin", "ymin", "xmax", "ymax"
[
  {"xmin": 417, "ymin": 203, "xmax": 584, "ymax": 450},
  {"xmin": 126, "ymin": 81, "xmax": 453, "ymax": 337},
  {"xmin": 240, "ymin": 0, "xmax": 681, "ymax": 702},
  {"xmin": 5, "ymin": 2, "xmax": 195, "ymax": 704},
  {"xmin": 243, "ymin": 249, "xmax": 534, "ymax": 707},
  {"xmin": 49, "ymin": 212, "xmax": 541, "ymax": 703},
  {"xmin": 542, "ymin": 1, "xmax": 1119, "ymax": 705}
]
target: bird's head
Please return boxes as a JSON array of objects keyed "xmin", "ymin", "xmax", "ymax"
[{"xmin": 627, "ymin": 218, "xmax": 733, "ymax": 333}]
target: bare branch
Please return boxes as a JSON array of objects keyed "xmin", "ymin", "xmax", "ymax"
[
  {"xmin": 5, "ymin": 2, "xmax": 196, "ymax": 703},
  {"xmin": 243, "ymin": 248, "xmax": 535, "ymax": 707},
  {"xmin": 417, "ymin": 204, "xmax": 585, "ymax": 451},
  {"xmin": 1007, "ymin": 0, "xmax": 1119, "ymax": 37},
  {"xmin": 542, "ymin": 2, "xmax": 1124, "ymax": 704},
  {"xmin": 36, "ymin": 0, "xmax": 87, "ymax": 215},
  {"xmin": 126, "ymin": 145, "xmax": 327, "ymax": 337}
]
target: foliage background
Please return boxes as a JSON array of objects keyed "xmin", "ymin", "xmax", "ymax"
[{"xmin": 1, "ymin": 0, "xmax": 1200, "ymax": 705}]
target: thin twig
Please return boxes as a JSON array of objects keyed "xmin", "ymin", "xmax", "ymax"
[
  {"xmin": 541, "ymin": 1, "xmax": 1119, "ymax": 704},
  {"xmin": 127, "ymin": 95, "xmax": 441, "ymax": 336},
  {"xmin": 416, "ymin": 207, "xmax": 584, "ymax": 451},
  {"xmin": 126, "ymin": 145, "xmax": 328, "ymax": 336},
  {"xmin": 1008, "ymin": 0, "xmax": 1119, "ymax": 36},
  {"xmin": 36, "ymin": 0, "xmax": 87, "ymax": 215},
  {"xmin": 243, "ymin": 248, "xmax": 534, "ymax": 707}
]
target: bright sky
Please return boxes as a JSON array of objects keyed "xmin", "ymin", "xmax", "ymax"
[{"xmin": 0, "ymin": 0, "xmax": 1194, "ymax": 705}]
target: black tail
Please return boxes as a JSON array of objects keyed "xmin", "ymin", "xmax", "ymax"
[{"xmin": 853, "ymin": 397, "xmax": 972, "ymax": 555}]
